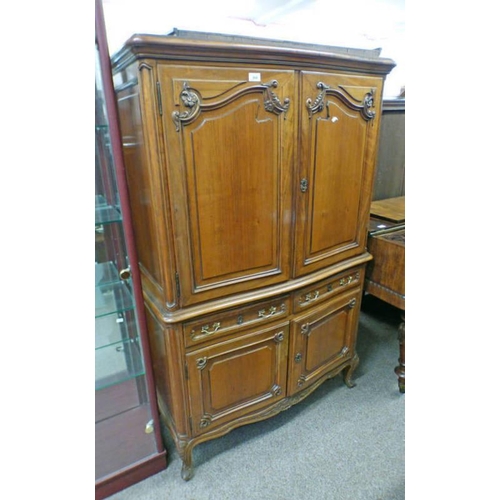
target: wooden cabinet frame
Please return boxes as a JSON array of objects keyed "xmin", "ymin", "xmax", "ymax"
[{"xmin": 112, "ymin": 31, "xmax": 395, "ymax": 480}]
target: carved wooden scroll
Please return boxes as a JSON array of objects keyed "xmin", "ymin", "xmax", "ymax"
[
  {"xmin": 306, "ymin": 82, "xmax": 376, "ymax": 121},
  {"xmin": 172, "ymin": 80, "xmax": 290, "ymax": 131}
]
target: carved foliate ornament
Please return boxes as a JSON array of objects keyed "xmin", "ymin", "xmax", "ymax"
[
  {"xmin": 306, "ymin": 81, "xmax": 376, "ymax": 121},
  {"xmin": 199, "ymin": 415, "xmax": 212, "ymax": 428},
  {"xmin": 262, "ymin": 80, "xmax": 290, "ymax": 117},
  {"xmin": 172, "ymin": 80, "xmax": 290, "ymax": 131},
  {"xmin": 172, "ymin": 82, "xmax": 201, "ymax": 131}
]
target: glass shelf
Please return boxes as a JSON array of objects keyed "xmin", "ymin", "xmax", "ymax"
[
  {"xmin": 95, "ymin": 194, "xmax": 107, "ymax": 207},
  {"xmin": 95, "ymin": 337, "xmax": 145, "ymax": 391},
  {"xmin": 95, "ymin": 261, "xmax": 121, "ymax": 288},
  {"xmin": 95, "ymin": 205, "xmax": 122, "ymax": 225},
  {"xmin": 95, "ymin": 281, "xmax": 134, "ymax": 318},
  {"xmin": 95, "ymin": 308, "xmax": 137, "ymax": 349}
]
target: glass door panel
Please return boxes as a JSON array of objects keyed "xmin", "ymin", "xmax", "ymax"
[{"xmin": 95, "ymin": 41, "xmax": 162, "ymax": 487}]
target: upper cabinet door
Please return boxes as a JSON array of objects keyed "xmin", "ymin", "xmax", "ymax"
[
  {"xmin": 158, "ymin": 65, "xmax": 295, "ymax": 306},
  {"xmin": 294, "ymin": 71, "xmax": 384, "ymax": 277}
]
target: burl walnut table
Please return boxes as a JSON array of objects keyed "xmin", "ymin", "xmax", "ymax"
[{"xmin": 365, "ymin": 196, "xmax": 405, "ymax": 393}]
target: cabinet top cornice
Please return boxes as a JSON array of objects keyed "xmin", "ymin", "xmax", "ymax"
[{"xmin": 112, "ymin": 30, "xmax": 396, "ymax": 76}]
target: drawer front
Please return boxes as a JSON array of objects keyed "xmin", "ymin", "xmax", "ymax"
[
  {"xmin": 292, "ymin": 266, "xmax": 364, "ymax": 313},
  {"xmin": 184, "ymin": 296, "xmax": 290, "ymax": 348},
  {"xmin": 186, "ymin": 322, "xmax": 289, "ymax": 436}
]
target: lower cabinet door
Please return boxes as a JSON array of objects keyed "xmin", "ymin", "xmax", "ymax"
[
  {"xmin": 288, "ymin": 288, "xmax": 361, "ymax": 395},
  {"xmin": 186, "ymin": 322, "xmax": 289, "ymax": 436}
]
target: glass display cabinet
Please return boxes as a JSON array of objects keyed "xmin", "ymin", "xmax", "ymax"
[{"xmin": 95, "ymin": 1, "xmax": 166, "ymax": 497}]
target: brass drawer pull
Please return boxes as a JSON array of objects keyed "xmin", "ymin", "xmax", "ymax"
[
  {"xmin": 340, "ymin": 276, "xmax": 353, "ymax": 286},
  {"xmin": 304, "ymin": 290, "xmax": 319, "ymax": 302},
  {"xmin": 340, "ymin": 272, "xmax": 360, "ymax": 286},
  {"xmin": 258, "ymin": 306, "xmax": 277, "ymax": 318},
  {"xmin": 298, "ymin": 290, "xmax": 320, "ymax": 305},
  {"xmin": 200, "ymin": 322, "xmax": 221, "ymax": 336},
  {"xmin": 258, "ymin": 303, "xmax": 285, "ymax": 318}
]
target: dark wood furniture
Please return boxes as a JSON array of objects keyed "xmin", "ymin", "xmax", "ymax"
[
  {"xmin": 111, "ymin": 30, "xmax": 395, "ymax": 480},
  {"xmin": 365, "ymin": 196, "xmax": 405, "ymax": 392},
  {"xmin": 95, "ymin": 1, "xmax": 166, "ymax": 497}
]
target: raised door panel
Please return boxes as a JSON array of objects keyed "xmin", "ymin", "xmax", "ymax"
[
  {"xmin": 186, "ymin": 322, "xmax": 289, "ymax": 436},
  {"xmin": 158, "ymin": 66, "xmax": 295, "ymax": 306},
  {"xmin": 288, "ymin": 288, "xmax": 361, "ymax": 395},
  {"xmin": 294, "ymin": 72, "xmax": 384, "ymax": 276}
]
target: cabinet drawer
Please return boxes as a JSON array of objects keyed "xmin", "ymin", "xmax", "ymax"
[
  {"xmin": 184, "ymin": 296, "xmax": 290, "ymax": 348},
  {"xmin": 292, "ymin": 266, "xmax": 363, "ymax": 313}
]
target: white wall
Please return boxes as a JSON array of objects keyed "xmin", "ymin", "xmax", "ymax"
[{"xmin": 102, "ymin": 0, "xmax": 405, "ymax": 97}]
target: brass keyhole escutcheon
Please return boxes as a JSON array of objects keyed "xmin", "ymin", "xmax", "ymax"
[{"xmin": 274, "ymin": 332, "xmax": 285, "ymax": 343}]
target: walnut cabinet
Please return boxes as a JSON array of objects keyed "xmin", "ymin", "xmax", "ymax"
[{"xmin": 112, "ymin": 31, "xmax": 395, "ymax": 480}]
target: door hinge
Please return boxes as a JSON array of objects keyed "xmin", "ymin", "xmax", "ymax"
[
  {"xmin": 188, "ymin": 416, "xmax": 193, "ymax": 433},
  {"xmin": 175, "ymin": 272, "xmax": 181, "ymax": 299},
  {"xmin": 156, "ymin": 81, "xmax": 163, "ymax": 116},
  {"xmin": 300, "ymin": 178, "xmax": 308, "ymax": 193},
  {"xmin": 184, "ymin": 362, "xmax": 189, "ymax": 380}
]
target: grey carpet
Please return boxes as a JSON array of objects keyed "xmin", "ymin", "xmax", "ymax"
[{"xmin": 108, "ymin": 294, "xmax": 405, "ymax": 500}]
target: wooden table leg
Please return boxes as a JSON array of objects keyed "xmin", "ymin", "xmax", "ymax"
[{"xmin": 395, "ymin": 314, "xmax": 405, "ymax": 393}]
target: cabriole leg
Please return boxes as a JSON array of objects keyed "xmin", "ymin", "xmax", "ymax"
[
  {"xmin": 343, "ymin": 352, "xmax": 359, "ymax": 388},
  {"xmin": 179, "ymin": 440, "xmax": 195, "ymax": 481},
  {"xmin": 395, "ymin": 315, "xmax": 405, "ymax": 393}
]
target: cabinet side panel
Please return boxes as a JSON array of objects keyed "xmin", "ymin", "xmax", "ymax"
[
  {"xmin": 144, "ymin": 305, "xmax": 189, "ymax": 438},
  {"xmin": 116, "ymin": 83, "xmax": 162, "ymax": 283},
  {"xmin": 115, "ymin": 62, "xmax": 178, "ymax": 310}
]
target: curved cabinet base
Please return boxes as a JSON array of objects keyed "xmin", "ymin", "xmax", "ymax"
[{"xmin": 162, "ymin": 355, "xmax": 359, "ymax": 480}]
